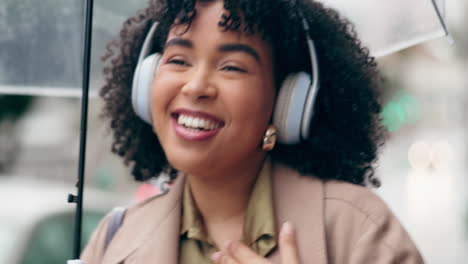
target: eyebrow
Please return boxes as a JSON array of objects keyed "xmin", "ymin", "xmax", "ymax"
[
  {"xmin": 218, "ymin": 43, "xmax": 261, "ymax": 63},
  {"xmin": 164, "ymin": 38, "xmax": 261, "ymax": 63},
  {"xmin": 164, "ymin": 38, "xmax": 193, "ymax": 49}
]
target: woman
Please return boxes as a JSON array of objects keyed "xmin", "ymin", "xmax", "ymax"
[{"xmin": 81, "ymin": 0, "xmax": 423, "ymax": 263}]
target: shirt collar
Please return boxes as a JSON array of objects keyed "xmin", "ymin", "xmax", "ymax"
[
  {"xmin": 180, "ymin": 177, "xmax": 209, "ymax": 242},
  {"xmin": 180, "ymin": 157, "xmax": 277, "ymax": 253},
  {"xmin": 243, "ymin": 158, "xmax": 276, "ymax": 246}
]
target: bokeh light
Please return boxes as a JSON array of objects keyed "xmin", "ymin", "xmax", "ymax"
[{"xmin": 381, "ymin": 92, "xmax": 419, "ymax": 132}]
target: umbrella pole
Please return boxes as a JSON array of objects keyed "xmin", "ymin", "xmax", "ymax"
[{"xmin": 68, "ymin": 0, "xmax": 94, "ymax": 261}]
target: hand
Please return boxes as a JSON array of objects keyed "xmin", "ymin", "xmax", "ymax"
[{"xmin": 210, "ymin": 222, "xmax": 300, "ymax": 264}]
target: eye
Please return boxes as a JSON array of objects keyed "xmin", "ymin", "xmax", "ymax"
[
  {"xmin": 221, "ymin": 65, "xmax": 247, "ymax": 73},
  {"xmin": 167, "ymin": 58, "xmax": 190, "ymax": 66}
]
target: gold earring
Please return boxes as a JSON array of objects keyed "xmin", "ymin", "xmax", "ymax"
[{"xmin": 262, "ymin": 125, "xmax": 277, "ymax": 151}]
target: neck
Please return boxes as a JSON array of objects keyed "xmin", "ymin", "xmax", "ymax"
[{"xmin": 186, "ymin": 153, "xmax": 266, "ymax": 224}]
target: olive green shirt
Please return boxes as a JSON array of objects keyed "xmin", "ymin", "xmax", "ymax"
[{"xmin": 179, "ymin": 159, "xmax": 277, "ymax": 263}]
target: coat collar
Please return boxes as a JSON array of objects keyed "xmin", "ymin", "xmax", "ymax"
[
  {"xmin": 268, "ymin": 163, "xmax": 327, "ymax": 263},
  {"xmin": 103, "ymin": 173, "xmax": 185, "ymax": 264},
  {"xmin": 103, "ymin": 163, "xmax": 327, "ymax": 264}
]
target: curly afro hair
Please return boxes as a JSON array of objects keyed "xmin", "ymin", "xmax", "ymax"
[{"xmin": 100, "ymin": 0, "xmax": 385, "ymax": 187}]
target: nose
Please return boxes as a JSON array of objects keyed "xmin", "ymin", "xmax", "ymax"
[{"xmin": 181, "ymin": 66, "xmax": 217, "ymax": 100}]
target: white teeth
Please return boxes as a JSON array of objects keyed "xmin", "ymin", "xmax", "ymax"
[
  {"xmin": 177, "ymin": 114, "xmax": 221, "ymax": 130},
  {"xmin": 187, "ymin": 117, "xmax": 193, "ymax": 126},
  {"xmin": 199, "ymin": 119, "xmax": 206, "ymax": 128},
  {"xmin": 193, "ymin": 118, "xmax": 200, "ymax": 128}
]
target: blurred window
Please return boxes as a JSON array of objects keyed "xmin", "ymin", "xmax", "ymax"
[
  {"xmin": 19, "ymin": 210, "xmax": 105, "ymax": 264},
  {"xmin": 0, "ymin": 0, "xmax": 144, "ymax": 96}
]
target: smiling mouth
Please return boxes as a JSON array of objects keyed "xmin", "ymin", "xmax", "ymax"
[{"xmin": 171, "ymin": 111, "xmax": 225, "ymax": 133}]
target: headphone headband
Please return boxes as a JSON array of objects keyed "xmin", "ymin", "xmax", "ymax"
[
  {"xmin": 138, "ymin": 22, "xmax": 159, "ymax": 64},
  {"xmin": 300, "ymin": 17, "xmax": 320, "ymax": 140}
]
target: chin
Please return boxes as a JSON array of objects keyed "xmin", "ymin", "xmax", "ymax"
[{"xmin": 165, "ymin": 150, "xmax": 213, "ymax": 175}]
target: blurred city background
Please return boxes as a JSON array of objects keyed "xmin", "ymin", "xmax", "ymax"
[{"xmin": 0, "ymin": 0, "xmax": 466, "ymax": 263}]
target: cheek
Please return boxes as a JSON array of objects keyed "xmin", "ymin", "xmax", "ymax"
[
  {"xmin": 151, "ymin": 75, "xmax": 170, "ymax": 104},
  {"xmin": 227, "ymin": 81, "xmax": 275, "ymax": 129},
  {"xmin": 150, "ymin": 76, "xmax": 177, "ymax": 127},
  {"xmin": 247, "ymin": 79, "xmax": 275, "ymax": 117}
]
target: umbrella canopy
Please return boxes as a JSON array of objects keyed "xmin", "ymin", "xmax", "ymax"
[
  {"xmin": 320, "ymin": 0, "xmax": 449, "ymax": 57},
  {"xmin": 0, "ymin": 0, "xmax": 140, "ymax": 97},
  {"xmin": 0, "ymin": 0, "xmax": 449, "ymax": 96}
]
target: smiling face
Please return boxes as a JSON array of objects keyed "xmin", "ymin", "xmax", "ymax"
[{"xmin": 151, "ymin": 0, "xmax": 276, "ymax": 177}]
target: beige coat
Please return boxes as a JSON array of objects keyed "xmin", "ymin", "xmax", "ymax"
[{"xmin": 81, "ymin": 163, "xmax": 424, "ymax": 263}]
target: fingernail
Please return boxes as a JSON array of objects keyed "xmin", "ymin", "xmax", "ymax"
[
  {"xmin": 211, "ymin": 251, "xmax": 222, "ymax": 262},
  {"xmin": 281, "ymin": 221, "xmax": 294, "ymax": 236}
]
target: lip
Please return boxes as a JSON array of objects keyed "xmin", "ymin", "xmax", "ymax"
[{"xmin": 171, "ymin": 108, "xmax": 225, "ymax": 141}]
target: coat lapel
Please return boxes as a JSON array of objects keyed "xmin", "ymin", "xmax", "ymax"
[
  {"xmin": 268, "ymin": 163, "xmax": 328, "ymax": 264},
  {"xmin": 103, "ymin": 175, "xmax": 186, "ymax": 264}
]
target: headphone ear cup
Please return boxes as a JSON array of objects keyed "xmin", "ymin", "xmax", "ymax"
[
  {"xmin": 273, "ymin": 72, "xmax": 311, "ymax": 144},
  {"xmin": 131, "ymin": 53, "xmax": 162, "ymax": 124}
]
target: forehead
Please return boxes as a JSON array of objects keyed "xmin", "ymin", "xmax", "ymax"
[{"xmin": 166, "ymin": 1, "xmax": 272, "ymax": 55}]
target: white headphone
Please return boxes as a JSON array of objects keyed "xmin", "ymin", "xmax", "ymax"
[{"xmin": 131, "ymin": 18, "xmax": 320, "ymax": 145}]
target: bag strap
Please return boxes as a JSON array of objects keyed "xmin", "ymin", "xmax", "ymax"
[{"xmin": 104, "ymin": 207, "xmax": 127, "ymax": 250}]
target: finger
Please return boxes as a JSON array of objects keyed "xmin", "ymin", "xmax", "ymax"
[
  {"xmin": 226, "ymin": 241, "xmax": 269, "ymax": 264},
  {"xmin": 279, "ymin": 222, "xmax": 300, "ymax": 264},
  {"xmin": 211, "ymin": 251, "xmax": 239, "ymax": 264}
]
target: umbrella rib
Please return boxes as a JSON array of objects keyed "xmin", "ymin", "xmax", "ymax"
[{"xmin": 430, "ymin": 0, "xmax": 450, "ymax": 38}]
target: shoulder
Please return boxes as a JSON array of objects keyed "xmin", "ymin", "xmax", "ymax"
[
  {"xmin": 322, "ymin": 180, "xmax": 424, "ymax": 263},
  {"xmin": 80, "ymin": 193, "xmax": 169, "ymax": 263},
  {"xmin": 323, "ymin": 180, "xmax": 391, "ymax": 225},
  {"xmin": 125, "ymin": 190, "xmax": 168, "ymax": 217},
  {"xmin": 323, "ymin": 179, "xmax": 400, "ymax": 244},
  {"xmin": 274, "ymin": 165, "xmax": 394, "ymax": 233},
  {"xmin": 272, "ymin": 162, "xmax": 395, "ymax": 224},
  {"xmin": 81, "ymin": 175, "xmax": 186, "ymax": 263},
  {"xmin": 272, "ymin": 164, "xmax": 423, "ymax": 263}
]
